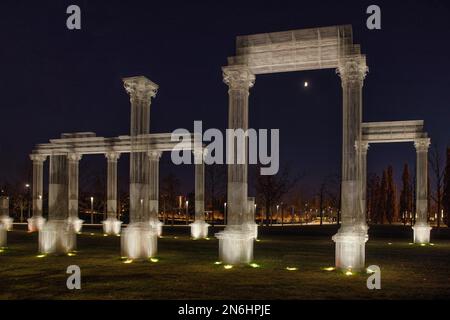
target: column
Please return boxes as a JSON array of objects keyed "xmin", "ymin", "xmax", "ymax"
[
  {"xmin": 246, "ymin": 197, "xmax": 258, "ymax": 239},
  {"xmin": 39, "ymin": 154, "xmax": 76, "ymax": 255},
  {"xmin": 121, "ymin": 76, "xmax": 159, "ymax": 260},
  {"xmin": 67, "ymin": 153, "xmax": 83, "ymax": 233},
  {"xmin": 0, "ymin": 196, "xmax": 12, "ymax": 231},
  {"xmin": 216, "ymin": 65, "xmax": 255, "ymax": 264},
  {"xmin": 148, "ymin": 150, "xmax": 163, "ymax": 236},
  {"xmin": 413, "ymin": 138, "xmax": 432, "ymax": 244},
  {"xmin": 191, "ymin": 149, "xmax": 209, "ymax": 239},
  {"xmin": 332, "ymin": 55, "xmax": 369, "ymax": 271},
  {"xmin": 102, "ymin": 152, "xmax": 122, "ymax": 235},
  {"xmin": 356, "ymin": 141, "xmax": 369, "ymax": 230},
  {"xmin": 28, "ymin": 154, "xmax": 47, "ymax": 232}
]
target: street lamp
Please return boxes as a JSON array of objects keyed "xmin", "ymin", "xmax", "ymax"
[
  {"xmin": 185, "ymin": 200, "xmax": 189, "ymax": 225},
  {"xmin": 224, "ymin": 202, "xmax": 227, "ymax": 225},
  {"xmin": 25, "ymin": 183, "xmax": 31, "ymax": 220},
  {"xmin": 90, "ymin": 196, "xmax": 94, "ymax": 224}
]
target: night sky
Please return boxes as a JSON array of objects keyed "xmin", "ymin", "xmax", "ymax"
[{"xmin": 0, "ymin": 0, "xmax": 449, "ymax": 196}]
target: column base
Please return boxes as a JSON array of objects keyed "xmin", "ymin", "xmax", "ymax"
[
  {"xmin": 68, "ymin": 217, "xmax": 84, "ymax": 233},
  {"xmin": 332, "ymin": 229, "xmax": 368, "ymax": 272},
  {"xmin": 190, "ymin": 220, "xmax": 210, "ymax": 239},
  {"xmin": 0, "ymin": 215, "xmax": 13, "ymax": 231},
  {"xmin": 0, "ymin": 224, "xmax": 6, "ymax": 248},
  {"xmin": 216, "ymin": 227, "xmax": 254, "ymax": 265},
  {"xmin": 243, "ymin": 222, "xmax": 258, "ymax": 240},
  {"xmin": 121, "ymin": 222, "xmax": 158, "ymax": 260},
  {"xmin": 38, "ymin": 220, "xmax": 76, "ymax": 255},
  {"xmin": 412, "ymin": 223, "xmax": 432, "ymax": 244},
  {"xmin": 28, "ymin": 216, "xmax": 46, "ymax": 232},
  {"xmin": 102, "ymin": 218, "xmax": 122, "ymax": 235},
  {"xmin": 149, "ymin": 220, "xmax": 164, "ymax": 237}
]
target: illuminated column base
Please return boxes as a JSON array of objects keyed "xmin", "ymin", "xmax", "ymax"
[
  {"xmin": 190, "ymin": 220, "xmax": 209, "ymax": 239},
  {"xmin": 332, "ymin": 230, "xmax": 368, "ymax": 271},
  {"xmin": 121, "ymin": 222, "xmax": 158, "ymax": 260},
  {"xmin": 67, "ymin": 217, "xmax": 84, "ymax": 233},
  {"xmin": 243, "ymin": 222, "xmax": 258, "ymax": 240},
  {"xmin": 28, "ymin": 216, "xmax": 47, "ymax": 232},
  {"xmin": 102, "ymin": 218, "xmax": 123, "ymax": 235},
  {"xmin": 412, "ymin": 224, "xmax": 432, "ymax": 244},
  {"xmin": 0, "ymin": 224, "xmax": 6, "ymax": 247},
  {"xmin": 0, "ymin": 216, "xmax": 13, "ymax": 231},
  {"xmin": 38, "ymin": 220, "xmax": 76, "ymax": 255},
  {"xmin": 149, "ymin": 220, "xmax": 164, "ymax": 237},
  {"xmin": 216, "ymin": 227, "xmax": 254, "ymax": 265}
]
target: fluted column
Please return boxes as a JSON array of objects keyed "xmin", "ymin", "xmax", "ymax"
[
  {"xmin": 413, "ymin": 138, "xmax": 432, "ymax": 244},
  {"xmin": 39, "ymin": 154, "xmax": 76, "ymax": 254},
  {"xmin": 191, "ymin": 149, "xmax": 209, "ymax": 239},
  {"xmin": 148, "ymin": 150, "xmax": 163, "ymax": 236},
  {"xmin": 102, "ymin": 152, "xmax": 122, "ymax": 235},
  {"xmin": 28, "ymin": 154, "xmax": 47, "ymax": 232},
  {"xmin": 216, "ymin": 65, "xmax": 255, "ymax": 264},
  {"xmin": 356, "ymin": 141, "xmax": 369, "ymax": 229},
  {"xmin": 121, "ymin": 76, "xmax": 159, "ymax": 259},
  {"xmin": 333, "ymin": 55, "xmax": 369, "ymax": 271},
  {"xmin": 67, "ymin": 153, "xmax": 83, "ymax": 232}
]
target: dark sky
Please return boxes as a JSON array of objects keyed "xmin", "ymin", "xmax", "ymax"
[{"xmin": 0, "ymin": 0, "xmax": 449, "ymax": 196}]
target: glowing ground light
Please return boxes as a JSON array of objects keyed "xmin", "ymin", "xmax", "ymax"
[
  {"xmin": 430, "ymin": 243, "xmax": 435, "ymax": 246},
  {"xmin": 224, "ymin": 265, "xmax": 233, "ymax": 270},
  {"xmin": 286, "ymin": 267, "xmax": 298, "ymax": 271},
  {"xmin": 67, "ymin": 253, "xmax": 76, "ymax": 257},
  {"xmin": 103, "ymin": 234, "xmax": 108, "ymax": 237},
  {"xmin": 205, "ymin": 238, "xmax": 210, "ymax": 241},
  {"xmin": 420, "ymin": 244, "xmax": 426, "ymax": 247},
  {"xmin": 90, "ymin": 233, "xmax": 95, "ymax": 236},
  {"xmin": 174, "ymin": 236, "xmax": 178, "ymax": 239},
  {"xmin": 150, "ymin": 258, "xmax": 159, "ymax": 263},
  {"xmin": 388, "ymin": 243, "xmax": 393, "ymax": 245},
  {"xmin": 345, "ymin": 270, "xmax": 353, "ymax": 276},
  {"xmin": 123, "ymin": 259, "xmax": 133, "ymax": 264},
  {"xmin": 250, "ymin": 263, "xmax": 260, "ymax": 268},
  {"xmin": 36, "ymin": 254, "xmax": 46, "ymax": 258},
  {"xmin": 0, "ymin": 249, "xmax": 4, "ymax": 253},
  {"xmin": 255, "ymin": 239, "xmax": 261, "ymax": 242},
  {"xmin": 409, "ymin": 243, "xmax": 414, "ymax": 245},
  {"xmin": 214, "ymin": 261, "xmax": 223, "ymax": 265},
  {"xmin": 323, "ymin": 267, "xmax": 335, "ymax": 272}
]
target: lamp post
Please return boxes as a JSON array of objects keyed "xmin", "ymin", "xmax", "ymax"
[
  {"xmin": 185, "ymin": 200, "xmax": 189, "ymax": 225},
  {"xmin": 90, "ymin": 196, "xmax": 94, "ymax": 224},
  {"xmin": 224, "ymin": 202, "xmax": 227, "ymax": 225},
  {"xmin": 25, "ymin": 183, "xmax": 31, "ymax": 220},
  {"xmin": 276, "ymin": 205, "xmax": 279, "ymax": 226}
]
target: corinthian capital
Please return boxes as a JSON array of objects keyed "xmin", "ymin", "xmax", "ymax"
[
  {"xmin": 67, "ymin": 153, "xmax": 82, "ymax": 162},
  {"xmin": 222, "ymin": 65, "xmax": 255, "ymax": 90},
  {"xmin": 337, "ymin": 55, "xmax": 368, "ymax": 85},
  {"xmin": 105, "ymin": 152, "xmax": 121, "ymax": 162},
  {"xmin": 147, "ymin": 150, "xmax": 162, "ymax": 161},
  {"xmin": 29, "ymin": 154, "xmax": 47, "ymax": 163},
  {"xmin": 123, "ymin": 76, "xmax": 159, "ymax": 101},
  {"xmin": 414, "ymin": 138, "xmax": 431, "ymax": 152}
]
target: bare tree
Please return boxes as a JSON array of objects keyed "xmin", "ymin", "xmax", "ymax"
[
  {"xmin": 205, "ymin": 164, "xmax": 226, "ymax": 226},
  {"xmin": 255, "ymin": 166, "xmax": 301, "ymax": 226},
  {"xmin": 429, "ymin": 143, "xmax": 445, "ymax": 229}
]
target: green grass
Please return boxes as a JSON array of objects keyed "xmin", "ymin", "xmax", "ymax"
[{"xmin": 1, "ymin": 226, "xmax": 450, "ymax": 300}]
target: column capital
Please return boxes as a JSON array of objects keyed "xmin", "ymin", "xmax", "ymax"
[
  {"xmin": 123, "ymin": 76, "xmax": 159, "ymax": 101},
  {"xmin": 67, "ymin": 153, "xmax": 82, "ymax": 162},
  {"xmin": 105, "ymin": 152, "xmax": 121, "ymax": 161},
  {"xmin": 147, "ymin": 150, "xmax": 162, "ymax": 161},
  {"xmin": 414, "ymin": 138, "xmax": 431, "ymax": 152},
  {"xmin": 222, "ymin": 65, "xmax": 255, "ymax": 90},
  {"xmin": 29, "ymin": 154, "xmax": 47, "ymax": 163},
  {"xmin": 336, "ymin": 55, "xmax": 368, "ymax": 85},
  {"xmin": 355, "ymin": 140, "xmax": 370, "ymax": 153}
]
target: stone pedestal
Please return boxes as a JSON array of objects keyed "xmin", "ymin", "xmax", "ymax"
[
  {"xmin": 216, "ymin": 227, "xmax": 254, "ymax": 264},
  {"xmin": 121, "ymin": 222, "xmax": 158, "ymax": 260},
  {"xmin": 67, "ymin": 216, "xmax": 84, "ymax": 233},
  {"xmin": 243, "ymin": 222, "xmax": 258, "ymax": 240},
  {"xmin": 38, "ymin": 220, "xmax": 76, "ymax": 255},
  {"xmin": 0, "ymin": 224, "xmax": 6, "ymax": 248},
  {"xmin": 0, "ymin": 216, "xmax": 13, "ymax": 231},
  {"xmin": 149, "ymin": 220, "xmax": 163, "ymax": 237},
  {"xmin": 102, "ymin": 217, "xmax": 122, "ymax": 236},
  {"xmin": 413, "ymin": 223, "xmax": 432, "ymax": 244},
  {"xmin": 28, "ymin": 216, "xmax": 46, "ymax": 232},
  {"xmin": 190, "ymin": 220, "xmax": 209, "ymax": 239},
  {"xmin": 332, "ymin": 229, "xmax": 368, "ymax": 271}
]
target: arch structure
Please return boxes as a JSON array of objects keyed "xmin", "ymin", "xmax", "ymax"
[
  {"xmin": 28, "ymin": 76, "xmax": 208, "ymax": 258},
  {"xmin": 217, "ymin": 25, "xmax": 432, "ymax": 271}
]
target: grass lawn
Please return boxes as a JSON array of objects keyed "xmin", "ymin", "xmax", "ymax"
[{"xmin": 1, "ymin": 225, "xmax": 449, "ymax": 300}]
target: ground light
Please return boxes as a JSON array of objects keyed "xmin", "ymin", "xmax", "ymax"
[
  {"xmin": 345, "ymin": 270, "xmax": 353, "ymax": 276},
  {"xmin": 286, "ymin": 267, "xmax": 298, "ymax": 271},
  {"xmin": 67, "ymin": 252, "xmax": 76, "ymax": 257},
  {"xmin": 224, "ymin": 265, "xmax": 233, "ymax": 270},
  {"xmin": 322, "ymin": 267, "xmax": 335, "ymax": 272},
  {"xmin": 214, "ymin": 261, "xmax": 222, "ymax": 265},
  {"xmin": 250, "ymin": 263, "xmax": 260, "ymax": 268},
  {"xmin": 36, "ymin": 254, "xmax": 46, "ymax": 258},
  {"xmin": 123, "ymin": 259, "xmax": 133, "ymax": 264},
  {"xmin": 150, "ymin": 258, "xmax": 159, "ymax": 263}
]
